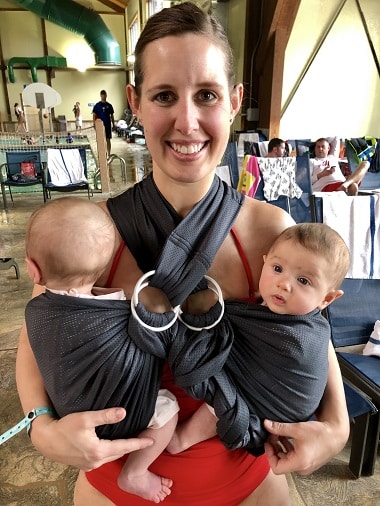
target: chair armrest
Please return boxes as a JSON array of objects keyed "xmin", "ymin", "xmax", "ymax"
[{"xmin": 0, "ymin": 163, "xmax": 8, "ymax": 183}]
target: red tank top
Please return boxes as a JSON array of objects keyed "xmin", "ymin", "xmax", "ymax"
[{"xmin": 86, "ymin": 229, "xmax": 269, "ymax": 505}]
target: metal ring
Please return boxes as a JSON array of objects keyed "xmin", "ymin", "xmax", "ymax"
[
  {"xmin": 178, "ymin": 275, "xmax": 225, "ymax": 331},
  {"xmin": 131, "ymin": 270, "xmax": 180, "ymax": 332}
]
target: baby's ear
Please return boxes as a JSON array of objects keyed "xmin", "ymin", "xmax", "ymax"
[
  {"xmin": 318, "ymin": 289, "xmax": 344, "ymax": 310},
  {"xmin": 25, "ymin": 257, "xmax": 42, "ymax": 284}
]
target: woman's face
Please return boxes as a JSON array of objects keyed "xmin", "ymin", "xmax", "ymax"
[{"xmin": 128, "ymin": 34, "xmax": 242, "ymax": 186}]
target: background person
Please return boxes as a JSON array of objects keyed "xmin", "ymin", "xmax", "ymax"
[
  {"xmin": 16, "ymin": 4, "xmax": 350, "ymax": 506},
  {"xmin": 92, "ymin": 90, "xmax": 115, "ymax": 158},
  {"xmin": 267, "ymin": 138, "xmax": 286, "ymax": 157},
  {"xmin": 14, "ymin": 102, "xmax": 27, "ymax": 133},
  {"xmin": 310, "ymin": 137, "xmax": 369, "ymax": 195},
  {"xmin": 73, "ymin": 102, "xmax": 82, "ymax": 132}
]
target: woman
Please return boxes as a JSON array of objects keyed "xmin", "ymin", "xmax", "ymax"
[
  {"xmin": 14, "ymin": 102, "xmax": 27, "ymax": 133},
  {"xmin": 16, "ymin": 3, "xmax": 349, "ymax": 505},
  {"xmin": 73, "ymin": 102, "xmax": 82, "ymax": 132}
]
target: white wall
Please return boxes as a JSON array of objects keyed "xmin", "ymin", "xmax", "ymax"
[{"xmin": 281, "ymin": 0, "xmax": 379, "ymax": 140}]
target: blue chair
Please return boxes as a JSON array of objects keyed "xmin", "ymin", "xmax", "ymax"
[
  {"xmin": 43, "ymin": 147, "xmax": 92, "ymax": 200},
  {"xmin": 1, "ymin": 150, "xmax": 45, "ymax": 209},
  {"xmin": 311, "ymin": 194, "xmax": 380, "ymax": 477}
]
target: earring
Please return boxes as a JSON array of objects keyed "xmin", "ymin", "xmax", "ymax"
[{"xmin": 230, "ymin": 117, "xmax": 234, "ymax": 124}]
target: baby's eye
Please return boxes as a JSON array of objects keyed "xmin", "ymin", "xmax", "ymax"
[
  {"xmin": 298, "ymin": 277, "xmax": 310, "ymax": 286},
  {"xmin": 154, "ymin": 91, "xmax": 175, "ymax": 104},
  {"xmin": 273, "ymin": 264, "xmax": 282, "ymax": 273},
  {"xmin": 197, "ymin": 90, "xmax": 218, "ymax": 103}
]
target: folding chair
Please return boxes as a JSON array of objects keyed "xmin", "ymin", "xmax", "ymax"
[
  {"xmin": 1, "ymin": 150, "xmax": 45, "ymax": 210},
  {"xmin": 43, "ymin": 147, "xmax": 92, "ymax": 200}
]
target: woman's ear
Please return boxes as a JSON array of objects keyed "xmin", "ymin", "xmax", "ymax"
[
  {"xmin": 25, "ymin": 257, "xmax": 42, "ymax": 285},
  {"xmin": 126, "ymin": 84, "xmax": 140, "ymax": 117},
  {"xmin": 231, "ymin": 83, "xmax": 244, "ymax": 118}
]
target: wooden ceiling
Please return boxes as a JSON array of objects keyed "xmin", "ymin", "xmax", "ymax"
[{"xmin": 97, "ymin": 0, "xmax": 128, "ymax": 13}]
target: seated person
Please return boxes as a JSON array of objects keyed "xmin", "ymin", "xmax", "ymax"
[
  {"xmin": 24, "ymin": 197, "xmax": 180, "ymax": 503},
  {"xmin": 267, "ymin": 138, "xmax": 286, "ymax": 158},
  {"xmin": 310, "ymin": 137, "xmax": 369, "ymax": 195}
]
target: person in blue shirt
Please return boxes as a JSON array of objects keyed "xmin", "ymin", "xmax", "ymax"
[{"xmin": 92, "ymin": 90, "xmax": 115, "ymax": 158}]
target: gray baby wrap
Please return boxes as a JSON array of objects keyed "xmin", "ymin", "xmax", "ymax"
[{"xmin": 26, "ymin": 174, "xmax": 329, "ymax": 453}]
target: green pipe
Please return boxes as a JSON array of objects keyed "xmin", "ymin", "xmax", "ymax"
[
  {"xmin": 8, "ymin": 56, "xmax": 67, "ymax": 83},
  {"xmin": 13, "ymin": 0, "xmax": 121, "ymax": 66}
]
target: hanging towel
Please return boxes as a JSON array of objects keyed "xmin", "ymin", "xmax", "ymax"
[
  {"xmin": 257, "ymin": 157, "xmax": 302, "ymax": 201},
  {"xmin": 318, "ymin": 192, "xmax": 380, "ymax": 278},
  {"xmin": 47, "ymin": 148, "xmax": 87, "ymax": 186},
  {"xmin": 237, "ymin": 155, "xmax": 261, "ymax": 197}
]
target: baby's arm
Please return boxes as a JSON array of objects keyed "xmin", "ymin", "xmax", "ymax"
[{"xmin": 166, "ymin": 403, "xmax": 217, "ymax": 454}]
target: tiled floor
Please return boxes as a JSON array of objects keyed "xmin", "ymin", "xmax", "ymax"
[{"xmin": 0, "ymin": 137, "xmax": 379, "ymax": 505}]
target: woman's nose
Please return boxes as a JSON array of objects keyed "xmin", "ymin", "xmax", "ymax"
[{"xmin": 174, "ymin": 99, "xmax": 199, "ymax": 135}]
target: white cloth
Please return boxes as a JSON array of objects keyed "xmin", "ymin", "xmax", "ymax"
[
  {"xmin": 257, "ymin": 156, "xmax": 302, "ymax": 201},
  {"xmin": 47, "ymin": 287, "xmax": 126, "ymax": 299},
  {"xmin": 47, "ymin": 148, "xmax": 87, "ymax": 186},
  {"xmin": 318, "ymin": 192, "xmax": 380, "ymax": 278},
  {"xmin": 363, "ymin": 320, "xmax": 380, "ymax": 357},
  {"xmin": 310, "ymin": 155, "xmax": 345, "ymax": 192}
]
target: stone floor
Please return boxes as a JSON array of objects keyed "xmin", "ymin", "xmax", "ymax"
[{"xmin": 0, "ymin": 137, "xmax": 379, "ymax": 505}]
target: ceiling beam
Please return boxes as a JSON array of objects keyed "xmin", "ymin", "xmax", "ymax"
[{"xmin": 97, "ymin": 0, "xmax": 128, "ymax": 13}]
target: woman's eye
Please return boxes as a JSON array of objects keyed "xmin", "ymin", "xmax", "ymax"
[
  {"xmin": 198, "ymin": 90, "xmax": 217, "ymax": 102},
  {"xmin": 154, "ymin": 92, "xmax": 175, "ymax": 104},
  {"xmin": 298, "ymin": 277, "xmax": 310, "ymax": 286}
]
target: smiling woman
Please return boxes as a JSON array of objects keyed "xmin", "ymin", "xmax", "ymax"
[{"xmin": 16, "ymin": 3, "xmax": 350, "ymax": 506}]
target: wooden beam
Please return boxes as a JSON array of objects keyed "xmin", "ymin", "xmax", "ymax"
[
  {"xmin": 97, "ymin": 0, "xmax": 128, "ymax": 13},
  {"xmin": 243, "ymin": 0, "xmax": 301, "ymax": 135}
]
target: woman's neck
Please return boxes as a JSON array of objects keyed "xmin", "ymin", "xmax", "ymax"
[{"xmin": 152, "ymin": 171, "xmax": 214, "ymax": 218}]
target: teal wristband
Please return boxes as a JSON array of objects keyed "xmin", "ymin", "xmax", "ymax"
[{"xmin": 0, "ymin": 407, "xmax": 55, "ymax": 445}]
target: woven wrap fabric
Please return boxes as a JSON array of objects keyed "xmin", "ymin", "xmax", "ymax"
[
  {"xmin": 26, "ymin": 175, "xmax": 243, "ymax": 442},
  {"xmin": 25, "ymin": 291, "xmax": 173, "ymax": 439},
  {"xmin": 130, "ymin": 302, "xmax": 330, "ymax": 454},
  {"xmin": 107, "ymin": 173, "xmax": 245, "ymax": 306}
]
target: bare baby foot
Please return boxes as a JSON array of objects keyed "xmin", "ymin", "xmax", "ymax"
[{"xmin": 117, "ymin": 470, "xmax": 173, "ymax": 503}]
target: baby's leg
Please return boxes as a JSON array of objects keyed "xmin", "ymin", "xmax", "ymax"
[
  {"xmin": 166, "ymin": 403, "xmax": 217, "ymax": 454},
  {"xmin": 117, "ymin": 413, "xmax": 178, "ymax": 503}
]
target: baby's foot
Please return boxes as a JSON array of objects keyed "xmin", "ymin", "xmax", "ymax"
[{"xmin": 117, "ymin": 471, "xmax": 172, "ymax": 503}]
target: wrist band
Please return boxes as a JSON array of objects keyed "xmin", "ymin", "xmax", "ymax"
[{"xmin": 0, "ymin": 407, "xmax": 55, "ymax": 445}]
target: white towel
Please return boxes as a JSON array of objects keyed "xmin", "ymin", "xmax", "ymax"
[
  {"xmin": 257, "ymin": 157, "xmax": 302, "ymax": 201},
  {"xmin": 318, "ymin": 193, "xmax": 380, "ymax": 278},
  {"xmin": 363, "ymin": 320, "xmax": 380, "ymax": 357},
  {"xmin": 47, "ymin": 149, "xmax": 87, "ymax": 186}
]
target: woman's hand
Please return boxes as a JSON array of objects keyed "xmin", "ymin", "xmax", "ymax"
[
  {"xmin": 30, "ymin": 408, "xmax": 153, "ymax": 471},
  {"xmin": 263, "ymin": 416, "xmax": 348, "ymax": 475}
]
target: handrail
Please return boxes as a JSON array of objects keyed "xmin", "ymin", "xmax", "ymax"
[{"xmin": 107, "ymin": 154, "xmax": 127, "ymax": 182}]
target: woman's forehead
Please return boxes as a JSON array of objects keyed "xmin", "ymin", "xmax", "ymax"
[{"xmin": 141, "ymin": 35, "xmax": 228, "ymax": 85}]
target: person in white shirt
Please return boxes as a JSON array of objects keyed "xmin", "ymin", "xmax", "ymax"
[{"xmin": 310, "ymin": 138, "xmax": 369, "ymax": 195}]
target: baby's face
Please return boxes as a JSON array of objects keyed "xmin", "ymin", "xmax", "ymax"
[{"xmin": 259, "ymin": 240, "xmax": 332, "ymax": 315}]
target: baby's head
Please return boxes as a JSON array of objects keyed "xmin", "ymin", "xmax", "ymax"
[
  {"xmin": 271, "ymin": 223, "xmax": 350, "ymax": 290},
  {"xmin": 25, "ymin": 197, "xmax": 115, "ymax": 289},
  {"xmin": 260, "ymin": 223, "xmax": 350, "ymax": 315}
]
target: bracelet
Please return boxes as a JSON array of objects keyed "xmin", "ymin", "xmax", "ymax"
[{"xmin": 0, "ymin": 407, "xmax": 55, "ymax": 446}]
